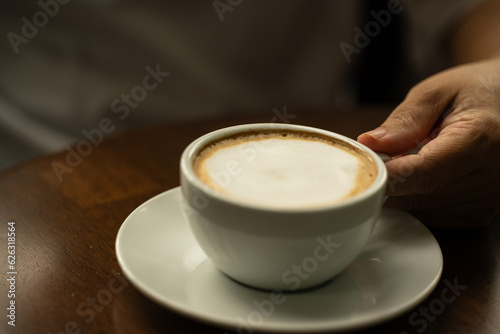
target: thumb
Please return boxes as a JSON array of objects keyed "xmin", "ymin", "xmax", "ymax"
[{"xmin": 358, "ymin": 85, "xmax": 455, "ymax": 156}]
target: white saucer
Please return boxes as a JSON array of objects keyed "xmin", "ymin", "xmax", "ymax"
[{"xmin": 116, "ymin": 187, "xmax": 443, "ymax": 333}]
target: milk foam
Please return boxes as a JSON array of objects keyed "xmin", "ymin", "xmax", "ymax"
[{"xmin": 196, "ymin": 133, "xmax": 369, "ymax": 209}]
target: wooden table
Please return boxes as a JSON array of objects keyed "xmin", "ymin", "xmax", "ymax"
[{"xmin": 1, "ymin": 109, "xmax": 499, "ymax": 334}]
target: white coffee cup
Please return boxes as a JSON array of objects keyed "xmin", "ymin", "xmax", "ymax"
[{"xmin": 180, "ymin": 123, "xmax": 387, "ymax": 291}]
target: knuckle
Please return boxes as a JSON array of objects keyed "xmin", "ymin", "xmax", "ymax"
[
  {"xmin": 391, "ymin": 154, "xmax": 442, "ymax": 195},
  {"xmin": 466, "ymin": 112, "xmax": 494, "ymax": 132},
  {"xmin": 388, "ymin": 109, "xmax": 419, "ymax": 131},
  {"xmin": 406, "ymin": 75, "xmax": 454, "ymax": 106},
  {"xmin": 449, "ymin": 112, "xmax": 500, "ymax": 156},
  {"xmin": 413, "ymin": 159, "xmax": 442, "ymax": 194}
]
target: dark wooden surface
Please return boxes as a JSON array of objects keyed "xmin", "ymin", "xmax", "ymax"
[{"xmin": 1, "ymin": 109, "xmax": 499, "ymax": 334}]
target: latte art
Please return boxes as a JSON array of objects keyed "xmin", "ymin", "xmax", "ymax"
[{"xmin": 193, "ymin": 130, "xmax": 377, "ymax": 209}]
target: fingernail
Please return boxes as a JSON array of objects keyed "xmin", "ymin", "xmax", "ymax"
[{"xmin": 364, "ymin": 128, "xmax": 387, "ymax": 140}]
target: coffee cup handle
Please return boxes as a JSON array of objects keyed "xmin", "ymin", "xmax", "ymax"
[{"xmin": 376, "ymin": 152, "xmax": 391, "ymax": 163}]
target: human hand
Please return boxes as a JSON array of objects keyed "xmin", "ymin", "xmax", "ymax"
[{"xmin": 358, "ymin": 57, "xmax": 500, "ymax": 228}]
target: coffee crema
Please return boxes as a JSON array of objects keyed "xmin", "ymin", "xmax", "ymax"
[{"xmin": 193, "ymin": 129, "xmax": 377, "ymax": 209}]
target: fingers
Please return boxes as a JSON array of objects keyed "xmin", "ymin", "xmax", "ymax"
[
  {"xmin": 383, "ymin": 116, "xmax": 500, "ymax": 228},
  {"xmin": 357, "ymin": 62, "xmax": 500, "ymax": 229},
  {"xmin": 385, "ymin": 110, "xmax": 495, "ymax": 196},
  {"xmin": 358, "ymin": 73, "xmax": 457, "ymax": 155}
]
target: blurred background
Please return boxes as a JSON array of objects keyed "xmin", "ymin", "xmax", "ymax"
[{"xmin": 0, "ymin": 0, "xmax": 480, "ymax": 170}]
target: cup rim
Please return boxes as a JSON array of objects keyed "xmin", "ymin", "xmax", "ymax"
[{"xmin": 180, "ymin": 123, "xmax": 387, "ymax": 213}]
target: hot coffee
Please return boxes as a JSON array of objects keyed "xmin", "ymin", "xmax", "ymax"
[
  {"xmin": 182, "ymin": 124, "xmax": 387, "ymax": 290},
  {"xmin": 193, "ymin": 129, "xmax": 378, "ymax": 209}
]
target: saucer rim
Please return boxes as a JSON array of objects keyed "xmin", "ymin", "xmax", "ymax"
[{"xmin": 116, "ymin": 187, "xmax": 443, "ymax": 333}]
